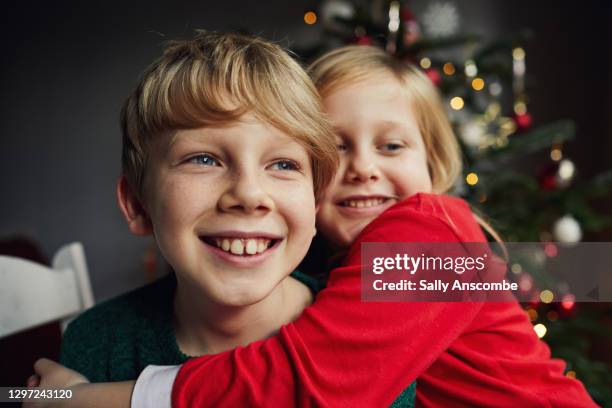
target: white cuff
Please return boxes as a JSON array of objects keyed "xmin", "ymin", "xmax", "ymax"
[{"xmin": 131, "ymin": 365, "xmax": 180, "ymax": 408}]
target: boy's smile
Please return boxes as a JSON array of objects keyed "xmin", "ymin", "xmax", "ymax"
[{"xmin": 139, "ymin": 114, "xmax": 317, "ymax": 307}]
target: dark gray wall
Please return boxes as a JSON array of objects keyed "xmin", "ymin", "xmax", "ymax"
[{"xmin": 1, "ymin": 1, "xmax": 610, "ymax": 301}]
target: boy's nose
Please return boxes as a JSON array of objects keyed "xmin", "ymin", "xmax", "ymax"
[{"xmin": 218, "ymin": 172, "xmax": 274, "ymax": 214}]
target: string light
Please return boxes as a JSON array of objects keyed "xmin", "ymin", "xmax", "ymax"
[
  {"xmin": 465, "ymin": 172, "xmax": 478, "ymax": 185},
  {"xmin": 561, "ymin": 294, "xmax": 576, "ymax": 310},
  {"xmin": 558, "ymin": 159, "xmax": 575, "ymax": 181},
  {"xmin": 511, "ymin": 263, "xmax": 522, "ymax": 274},
  {"xmin": 443, "ymin": 62, "xmax": 455, "ymax": 75},
  {"xmin": 514, "ymin": 101, "xmax": 527, "ymax": 115},
  {"xmin": 420, "ymin": 57, "xmax": 432, "ymax": 69},
  {"xmin": 544, "ymin": 243, "xmax": 558, "ymax": 257},
  {"xmin": 489, "ymin": 81, "xmax": 502, "ymax": 96},
  {"xmin": 464, "ymin": 60, "xmax": 478, "ymax": 77},
  {"xmin": 513, "ymin": 47, "xmax": 526, "ymax": 61},
  {"xmin": 566, "ymin": 371, "xmax": 576, "ymax": 379},
  {"xmin": 450, "ymin": 96, "xmax": 464, "ymax": 110},
  {"xmin": 526, "ymin": 308, "xmax": 538, "ymax": 321},
  {"xmin": 550, "ymin": 148, "xmax": 563, "ymax": 161},
  {"xmin": 533, "ymin": 323, "xmax": 547, "ymax": 338},
  {"xmin": 540, "ymin": 289, "xmax": 554, "ymax": 304},
  {"xmin": 304, "ymin": 11, "xmax": 317, "ymax": 25},
  {"xmin": 471, "ymin": 77, "xmax": 485, "ymax": 91}
]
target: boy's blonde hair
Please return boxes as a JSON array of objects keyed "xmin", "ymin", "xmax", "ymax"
[
  {"xmin": 121, "ymin": 30, "xmax": 338, "ymax": 201},
  {"xmin": 309, "ymin": 45, "xmax": 461, "ymax": 194}
]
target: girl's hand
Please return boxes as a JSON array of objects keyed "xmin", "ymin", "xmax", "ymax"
[
  {"xmin": 33, "ymin": 358, "xmax": 89, "ymax": 388},
  {"xmin": 23, "ymin": 358, "xmax": 89, "ymax": 408}
]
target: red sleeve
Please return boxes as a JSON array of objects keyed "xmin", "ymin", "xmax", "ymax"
[{"xmin": 172, "ymin": 193, "xmax": 485, "ymax": 407}]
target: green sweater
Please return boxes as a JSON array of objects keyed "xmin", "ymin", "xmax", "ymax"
[{"xmin": 60, "ymin": 271, "xmax": 415, "ymax": 406}]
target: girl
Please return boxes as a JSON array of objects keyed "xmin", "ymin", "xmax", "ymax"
[{"xmin": 30, "ymin": 46, "xmax": 597, "ymax": 407}]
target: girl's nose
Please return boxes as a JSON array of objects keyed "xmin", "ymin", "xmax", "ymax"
[{"xmin": 344, "ymin": 150, "xmax": 379, "ymax": 184}]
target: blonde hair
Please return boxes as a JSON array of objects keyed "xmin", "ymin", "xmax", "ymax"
[
  {"xmin": 310, "ymin": 45, "xmax": 504, "ymax": 244},
  {"xmin": 309, "ymin": 45, "xmax": 461, "ymax": 194},
  {"xmin": 121, "ymin": 30, "xmax": 338, "ymax": 201}
]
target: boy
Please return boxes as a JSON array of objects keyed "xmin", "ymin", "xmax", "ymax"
[{"xmin": 28, "ymin": 30, "xmax": 338, "ymax": 401}]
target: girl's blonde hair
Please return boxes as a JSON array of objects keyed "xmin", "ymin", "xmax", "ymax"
[
  {"xmin": 309, "ymin": 45, "xmax": 503, "ymax": 244},
  {"xmin": 309, "ymin": 45, "xmax": 461, "ymax": 194}
]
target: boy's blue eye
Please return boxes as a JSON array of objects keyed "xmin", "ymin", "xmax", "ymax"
[
  {"xmin": 189, "ymin": 154, "xmax": 219, "ymax": 166},
  {"xmin": 270, "ymin": 160, "xmax": 300, "ymax": 171}
]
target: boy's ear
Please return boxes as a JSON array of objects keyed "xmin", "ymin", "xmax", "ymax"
[{"xmin": 116, "ymin": 175, "xmax": 153, "ymax": 236}]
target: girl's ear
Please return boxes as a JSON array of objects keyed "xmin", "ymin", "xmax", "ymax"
[{"xmin": 116, "ymin": 175, "xmax": 153, "ymax": 236}]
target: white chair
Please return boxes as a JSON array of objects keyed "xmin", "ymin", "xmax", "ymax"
[{"xmin": 0, "ymin": 242, "xmax": 94, "ymax": 338}]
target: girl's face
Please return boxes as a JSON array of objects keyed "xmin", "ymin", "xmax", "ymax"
[{"xmin": 317, "ymin": 74, "xmax": 432, "ymax": 247}]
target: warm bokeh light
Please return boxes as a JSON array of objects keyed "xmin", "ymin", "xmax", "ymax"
[
  {"xmin": 514, "ymin": 101, "xmax": 527, "ymax": 115},
  {"xmin": 464, "ymin": 60, "xmax": 477, "ymax": 77},
  {"xmin": 526, "ymin": 308, "xmax": 538, "ymax": 321},
  {"xmin": 450, "ymin": 96, "xmax": 464, "ymax": 110},
  {"xmin": 533, "ymin": 323, "xmax": 547, "ymax": 338},
  {"xmin": 304, "ymin": 11, "xmax": 317, "ymax": 25},
  {"xmin": 513, "ymin": 47, "xmax": 526, "ymax": 61},
  {"xmin": 540, "ymin": 289, "xmax": 554, "ymax": 304},
  {"xmin": 442, "ymin": 62, "xmax": 455, "ymax": 75},
  {"xmin": 465, "ymin": 172, "xmax": 478, "ymax": 185},
  {"xmin": 550, "ymin": 148, "xmax": 563, "ymax": 161},
  {"xmin": 420, "ymin": 57, "xmax": 432, "ymax": 69},
  {"xmin": 471, "ymin": 77, "xmax": 485, "ymax": 91}
]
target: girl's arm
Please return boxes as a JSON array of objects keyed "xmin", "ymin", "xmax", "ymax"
[
  {"xmin": 23, "ymin": 358, "xmax": 134, "ymax": 408},
  {"xmin": 168, "ymin": 194, "xmax": 486, "ymax": 407}
]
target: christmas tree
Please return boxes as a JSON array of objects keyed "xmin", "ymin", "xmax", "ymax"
[{"xmin": 296, "ymin": 0, "xmax": 612, "ymax": 404}]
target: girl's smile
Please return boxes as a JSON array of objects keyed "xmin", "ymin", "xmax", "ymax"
[{"xmin": 316, "ymin": 74, "xmax": 433, "ymax": 247}]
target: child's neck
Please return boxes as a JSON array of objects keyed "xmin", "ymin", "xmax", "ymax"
[{"xmin": 173, "ymin": 276, "xmax": 312, "ymax": 357}]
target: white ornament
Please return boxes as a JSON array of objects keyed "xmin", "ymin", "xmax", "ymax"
[
  {"xmin": 460, "ymin": 120, "xmax": 486, "ymax": 148},
  {"xmin": 321, "ymin": 0, "xmax": 355, "ymax": 31},
  {"xmin": 553, "ymin": 215, "xmax": 582, "ymax": 243},
  {"xmin": 422, "ymin": 2, "xmax": 460, "ymax": 38}
]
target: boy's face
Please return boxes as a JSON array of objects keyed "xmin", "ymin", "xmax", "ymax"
[
  {"xmin": 317, "ymin": 75, "xmax": 432, "ymax": 248},
  {"xmin": 139, "ymin": 114, "xmax": 316, "ymax": 306}
]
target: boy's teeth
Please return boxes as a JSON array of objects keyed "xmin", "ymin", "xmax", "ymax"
[
  {"xmin": 245, "ymin": 239, "xmax": 257, "ymax": 255},
  {"xmin": 345, "ymin": 198, "xmax": 385, "ymax": 208},
  {"xmin": 221, "ymin": 239, "xmax": 231, "ymax": 251},
  {"xmin": 230, "ymin": 239, "xmax": 244, "ymax": 255},
  {"xmin": 212, "ymin": 238, "xmax": 272, "ymax": 256}
]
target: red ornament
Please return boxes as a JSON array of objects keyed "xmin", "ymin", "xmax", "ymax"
[
  {"xmin": 539, "ymin": 163, "xmax": 558, "ymax": 190},
  {"xmin": 514, "ymin": 112, "xmax": 532, "ymax": 130},
  {"xmin": 400, "ymin": 8, "xmax": 415, "ymax": 22},
  {"xmin": 425, "ymin": 68, "xmax": 442, "ymax": 86},
  {"xmin": 354, "ymin": 35, "xmax": 373, "ymax": 46}
]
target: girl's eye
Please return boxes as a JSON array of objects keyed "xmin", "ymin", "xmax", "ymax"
[
  {"xmin": 337, "ymin": 143, "xmax": 348, "ymax": 152},
  {"xmin": 188, "ymin": 154, "xmax": 220, "ymax": 166},
  {"xmin": 380, "ymin": 142, "xmax": 404, "ymax": 152},
  {"xmin": 269, "ymin": 160, "xmax": 300, "ymax": 171}
]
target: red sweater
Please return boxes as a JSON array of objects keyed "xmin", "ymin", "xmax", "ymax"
[{"xmin": 172, "ymin": 193, "xmax": 597, "ymax": 407}]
